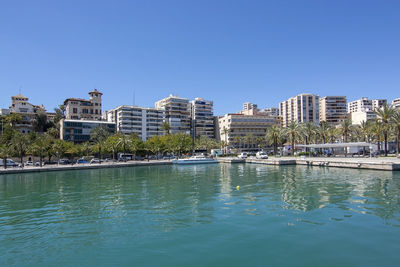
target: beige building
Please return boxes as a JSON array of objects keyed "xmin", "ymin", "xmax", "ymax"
[
  {"xmin": 106, "ymin": 105, "xmax": 165, "ymax": 141},
  {"xmin": 155, "ymin": 95, "xmax": 191, "ymax": 134},
  {"xmin": 64, "ymin": 89, "xmax": 103, "ymax": 120},
  {"xmin": 4, "ymin": 94, "xmax": 47, "ymax": 133},
  {"xmin": 279, "ymin": 94, "xmax": 320, "ymax": 127},
  {"xmin": 351, "ymin": 111, "xmax": 377, "ymax": 125},
  {"xmin": 218, "ymin": 113, "xmax": 278, "ymax": 151},
  {"xmin": 319, "ymin": 96, "xmax": 347, "ymax": 126},
  {"xmin": 348, "ymin": 97, "xmax": 386, "ymax": 114},
  {"xmin": 191, "ymin": 98, "xmax": 214, "ymax": 139}
]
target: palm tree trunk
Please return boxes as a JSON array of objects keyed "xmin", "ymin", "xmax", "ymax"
[
  {"xmin": 3, "ymin": 157, "xmax": 7, "ymax": 169},
  {"xmin": 292, "ymin": 133, "xmax": 295, "ymax": 156},
  {"xmin": 384, "ymin": 132, "xmax": 388, "ymax": 156}
]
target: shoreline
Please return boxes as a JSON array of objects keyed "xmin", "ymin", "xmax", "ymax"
[
  {"xmin": 0, "ymin": 160, "xmax": 173, "ymax": 175},
  {"xmin": 1, "ymin": 156, "xmax": 400, "ymax": 175}
]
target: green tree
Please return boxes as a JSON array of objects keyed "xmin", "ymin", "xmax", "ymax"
[
  {"xmin": 90, "ymin": 126, "xmax": 111, "ymax": 161},
  {"xmin": 28, "ymin": 134, "xmax": 51, "ymax": 167},
  {"xmin": 5, "ymin": 113, "xmax": 23, "ymax": 128},
  {"xmin": 317, "ymin": 121, "xmax": 330, "ymax": 144},
  {"xmin": 128, "ymin": 133, "xmax": 143, "ymax": 159},
  {"xmin": 161, "ymin": 122, "xmax": 171, "ymax": 135},
  {"xmin": 392, "ymin": 111, "xmax": 400, "ymax": 154},
  {"xmin": 0, "ymin": 142, "xmax": 13, "ymax": 169},
  {"xmin": 284, "ymin": 122, "xmax": 301, "ymax": 156},
  {"xmin": 12, "ymin": 132, "xmax": 30, "ymax": 165},
  {"xmin": 266, "ymin": 125, "xmax": 281, "ymax": 156},
  {"xmin": 105, "ymin": 134, "xmax": 121, "ymax": 160},
  {"xmin": 375, "ymin": 104, "xmax": 396, "ymax": 156}
]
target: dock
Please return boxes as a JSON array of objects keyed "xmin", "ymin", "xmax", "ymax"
[{"xmin": 246, "ymin": 157, "xmax": 400, "ymax": 171}]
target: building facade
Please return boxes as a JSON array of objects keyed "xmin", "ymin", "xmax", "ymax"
[
  {"xmin": 155, "ymin": 95, "xmax": 191, "ymax": 134},
  {"xmin": 60, "ymin": 119, "xmax": 116, "ymax": 143},
  {"xmin": 391, "ymin": 98, "xmax": 400, "ymax": 109},
  {"xmin": 64, "ymin": 89, "xmax": 103, "ymax": 120},
  {"xmin": 372, "ymin": 99, "xmax": 387, "ymax": 110},
  {"xmin": 279, "ymin": 94, "xmax": 320, "ymax": 127},
  {"xmin": 350, "ymin": 111, "xmax": 377, "ymax": 125},
  {"xmin": 191, "ymin": 98, "xmax": 214, "ymax": 139},
  {"xmin": 218, "ymin": 113, "xmax": 277, "ymax": 151},
  {"xmin": 348, "ymin": 97, "xmax": 372, "ymax": 113},
  {"xmin": 106, "ymin": 105, "xmax": 165, "ymax": 141},
  {"xmin": 319, "ymin": 96, "xmax": 347, "ymax": 126},
  {"xmin": 5, "ymin": 94, "xmax": 47, "ymax": 133}
]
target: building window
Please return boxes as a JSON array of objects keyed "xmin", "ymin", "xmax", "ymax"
[{"xmin": 73, "ymin": 108, "xmax": 78, "ymax": 113}]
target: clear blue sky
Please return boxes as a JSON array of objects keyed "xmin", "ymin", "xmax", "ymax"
[{"xmin": 1, "ymin": 0, "xmax": 399, "ymax": 115}]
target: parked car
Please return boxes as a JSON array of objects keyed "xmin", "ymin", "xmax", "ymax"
[
  {"xmin": 34, "ymin": 161, "xmax": 41, "ymax": 166},
  {"xmin": 25, "ymin": 161, "xmax": 34, "ymax": 166},
  {"xmin": 256, "ymin": 151, "xmax": 269, "ymax": 159},
  {"xmin": 44, "ymin": 160, "xmax": 57, "ymax": 165},
  {"xmin": 90, "ymin": 158, "xmax": 101, "ymax": 164},
  {"xmin": 238, "ymin": 152, "xmax": 248, "ymax": 159},
  {"xmin": 0, "ymin": 159, "xmax": 19, "ymax": 167},
  {"xmin": 58, "ymin": 159, "xmax": 71, "ymax": 165},
  {"xmin": 76, "ymin": 158, "xmax": 89, "ymax": 164}
]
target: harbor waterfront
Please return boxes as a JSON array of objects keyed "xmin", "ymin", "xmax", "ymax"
[{"xmin": 1, "ymin": 164, "xmax": 400, "ymax": 266}]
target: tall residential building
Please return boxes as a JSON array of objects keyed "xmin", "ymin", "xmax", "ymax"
[
  {"xmin": 106, "ymin": 105, "xmax": 165, "ymax": 141},
  {"xmin": 218, "ymin": 113, "xmax": 278, "ymax": 151},
  {"xmin": 64, "ymin": 89, "xmax": 103, "ymax": 120},
  {"xmin": 319, "ymin": 96, "xmax": 347, "ymax": 126},
  {"xmin": 60, "ymin": 119, "xmax": 116, "ymax": 143},
  {"xmin": 372, "ymin": 99, "xmax": 387, "ymax": 110},
  {"xmin": 191, "ymin": 98, "xmax": 214, "ymax": 139},
  {"xmin": 392, "ymin": 98, "xmax": 400, "ymax": 109},
  {"xmin": 279, "ymin": 94, "xmax": 320, "ymax": 127},
  {"xmin": 348, "ymin": 97, "xmax": 372, "ymax": 113},
  {"xmin": 155, "ymin": 95, "xmax": 191, "ymax": 134},
  {"xmin": 260, "ymin": 107, "xmax": 279, "ymax": 117},
  {"xmin": 243, "ymin": 102, "xmax": 258, "ymax": 112}
]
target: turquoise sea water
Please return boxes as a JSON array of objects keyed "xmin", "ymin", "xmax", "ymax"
[{"xmin": 1, "ymin": 164, "xmax": 400, "ymax": 266}]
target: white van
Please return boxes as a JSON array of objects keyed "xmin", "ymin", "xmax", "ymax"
[
  {"xmin": 238, "ymin": 152, "xmax": 248, "ymax": 159},
  {"xmin": 256, "ymin": 151, "xmax": 269, "ymax": 159}
]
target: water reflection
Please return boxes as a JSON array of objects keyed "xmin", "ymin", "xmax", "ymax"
[{"xmin": 1, "ymin": 164, "xmax": 400, "ymax": 235}]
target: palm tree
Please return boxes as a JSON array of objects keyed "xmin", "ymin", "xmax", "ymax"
[
  {"xmin": 129, "ymin": 133, "xmax": 142, "ymax": 159},
  {"xmin": 105, "ymin": 134, "xmax": 121, "ymax": 161},
  {"xmin": 340, "ymin": 119, "xmax": 352, "ymax": 143},
  {"xmin": 284, "ymin": 122, "xmax": 301, "ymax": 156},
  {"xmin": 5, "ymin": 113, "xmax": 23, "ymax": 128},
  {"xmin": 28, "ymin": 135, "xmax": 50, "ymax": 167},
  {"xmin": 222, "ymin": 126, "xmax": 229, "ymax": 154},
  {"xmin": 302, "ymin": 122, "xmax": 316, "ymax": 154},
  {"xmin": 244, "ymin": 134, "xmax": 254, "ymax": 150},
  {"xmin": 266, "ymin": 125, "xmax": 281, "ymax": 156},
  {"xmin": 371, "ymin": 121, "xmax": 383, "ymax": 155},
  {"xmin": 12, "ymin": 132, "xmax": 29, "ymax": 165},
  {"xmin": 318, "ymin": 121, "xmax": 330, "ymax": 144},
  {"xmin": 392, "ymin": 111, "xmax": 400, "ymax": 154},
  {"xmin": 375, "ymin": 103, "xmax": 396, "ymax": 156},
  {"xmin": 161, "ymin": 122, "xmax": 171, "ymax": 135},
  {"xmin": 233, "ymin": 135, "xmax": 242, "ymax": 152},
  {"xmin": 0, "ymin": 142, "xmax": 13, "ymax": 169},
  {"xmin": 90, "ymin": 126, "xmax": 110, "ymax": 161}
]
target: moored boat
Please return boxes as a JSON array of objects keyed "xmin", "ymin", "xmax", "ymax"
[{"xmin": 172, "ymin": 155, "xmax": 218, "ymax": 164}]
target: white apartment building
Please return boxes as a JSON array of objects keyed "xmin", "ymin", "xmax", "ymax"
[
  {"xmin": 279, "ymin": 94, "xmax": 320, "ymax": 127},
  {"xmin": 191, "ymin": 98, "xmax": 214, "ymax": 139},
  {"xmin": 351, "ymin": 111, "xmax": 377, "ymax": 125},
  {"xmin": 348, "ymin": 97, "xmax": 387, "ymax": 114},
  {"xmin": 218, "ymin": 113, "xmax": 277, "ymax": 151},
  {"xmin": 4, "ymin": 94, "xmax": 46, "ymax": 133},
  {"xmin": 391, "ymin": 98, "xmax": 400, "ymax": 109},
  {"xmin": 64, "ymin": 89, "xmax": 103, "ymax": 120},
  {"xmin": 260, "ymin": 107, "xmax": 279, "ymax": 117},
  {"xmin": 155, "ymin": 95, "xmax": 191, "ymax": 134},
  {"xmin": 348, "ymin": 97, "xmax": 372, "ymax": 113},
  {"xmin": 372, "ymin": 99, "xmax": 387, "ymax": 110},
  {"xmin": 106, "ymin": 105, "xmax": 165, "ymax": 141},
  {"xmin": 243, "ymin": 102, "xmax": 258, "ymax": 112},
  {"xmin": 319, "ymin": 96, "xmax": 347, "ymax": 126}
]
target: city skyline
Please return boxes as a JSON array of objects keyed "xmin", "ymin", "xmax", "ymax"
[{"xmin": 1, "ymin": 0, "xmax": 399, "ymax": 115}]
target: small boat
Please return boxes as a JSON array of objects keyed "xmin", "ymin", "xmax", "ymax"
[{"xmin": 172, "ymin": 155, "xmax": 218, "ymax": 165}]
